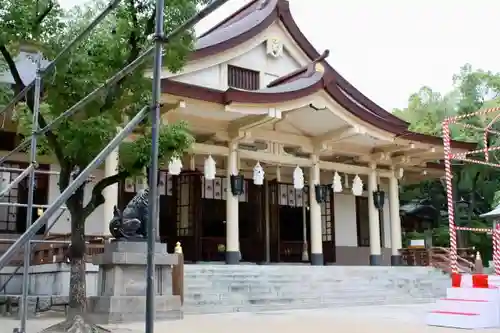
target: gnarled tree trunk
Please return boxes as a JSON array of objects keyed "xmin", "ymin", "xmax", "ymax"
[{"xmin": 41, "ymin": 175, "xmax": 108, "ymax": 332}]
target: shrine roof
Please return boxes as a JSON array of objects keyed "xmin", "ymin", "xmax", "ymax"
[{"xmin": 162, "ymin": 0, "xmax": 476, "ymax": 151}]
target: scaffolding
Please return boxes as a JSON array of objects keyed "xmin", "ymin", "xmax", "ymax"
[
  {"xmin": 0, "ymin": 0, "xmax": 229, "ymax": 332},
  {"xmin": 442, "ymin": 106, "xmax": 500, "ymax": 275}
]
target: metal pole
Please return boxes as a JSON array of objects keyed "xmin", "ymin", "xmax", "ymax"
[
  {"xmin": 146, "ymin": 0, "xmax": 164, "ymax": 330},
  {"xmin": 0, "ymin": 0, "xmax": 123, "ymax": 117},
  {"xmin": 0, "ymin": 165, "xmax": 33, "ymax": 197},
  {"xmin": 0, "ymin": 106, "xmax": 148, "ymax": 269},
  {"xmin": 0, "ymin": 202, "xmax": 67, "ymax": 209},
  {"xmin": 19, "ymin": 52, "xmax": 42, "ymax": 333},
  {"xmin": 0, "ymin": 239, "xmax": 71, "ymax": 244},
  {"xmin": 0, "ymin": 167, "xmax": 59, "ymax": 175},
  {"xmin": 301, "ymin": 200, "xmax": 309, "ymax": 262},
  {"xmin": 144, "ymin": 1, "xmax": 231, "ymax": 331}
]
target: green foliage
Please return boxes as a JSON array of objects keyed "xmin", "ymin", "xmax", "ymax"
[
  {"xmin": 0, "ymin": 0, "xmax": 204, "ymax": 218},
  {"xmin": 395, "ymin": 63, "xmax": 500, "ymax": 259}
]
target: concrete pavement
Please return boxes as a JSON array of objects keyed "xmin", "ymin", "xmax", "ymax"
[{"xmin": 3, "ymin": 304, "xmax": 500, "ymax": 333}]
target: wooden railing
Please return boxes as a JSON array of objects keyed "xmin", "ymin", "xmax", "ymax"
[
  {"xmin": 400, "ymin": 247, "xmax": 475, "ymax": 273},
  {"xmin": 29, "ymin": 234, "xmax": 107, "ymax": 265}
]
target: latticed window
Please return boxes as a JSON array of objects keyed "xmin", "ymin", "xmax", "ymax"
[{"xmin": 227, "ymin": 65, "xmax": 259, "ymax": 90}]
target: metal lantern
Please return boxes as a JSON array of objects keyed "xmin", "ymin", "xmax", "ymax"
[
  {"xmin": 204, "ymin": 155, "xmax": 216, "ymax": 180},
  {"xmin": 352, "ymin": 174, "xmax": 363, "ymax": 196},
  {"xmin": 168, "ymin": 157, "xmax": 182, "ymax": 175},
  {"xmin": 332, "ymin": 171, "xmax": 342, "ymax": 193},
  {"xmin": 293, "ymin": 166, "xmax": 304, "ymax": 190},
  {"xmin": 372, "ymin": 186, "xmax": 385, "ymax": 210},
  {"xmin": 315, "ymin": 184, "xmax": 329, "ymax": 203},
  {"xmin": 230, "ymin": 174, "xmax": 245, "ymax": 196},
  {"xmin": 253, "ymin": 162, "xmax": 264, "ymax": 185}
]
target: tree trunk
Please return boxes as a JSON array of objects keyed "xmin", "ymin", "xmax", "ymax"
[
  {"xmin": 66, "ymin": 185, "xmax": 87, "ymax": 318},
  {"xmin": 41, "ymin": 185, "xmax": 108, "ymax": 332}
]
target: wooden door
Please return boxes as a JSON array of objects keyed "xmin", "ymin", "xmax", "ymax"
[
  {"xmin": 160, "ymin": 172, "xmax": 177, "ymax": 252},
  {"xmin": 242, "ymin": 182, "xmax": 265, "ymax": 262},
  {"xmin": 322, "ymin": 189, "xmax": 336, "ymax": 263},
  {"xmin": 268, "ymin": 179, "xmax": 280, "ymax": 262},
  {"xmin": 173, "ymin": 171, "xmax": 202, "ymax": 262}
]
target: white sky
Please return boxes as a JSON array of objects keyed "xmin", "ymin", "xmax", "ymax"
[{"xmin": 59, "ymin": 0, "xmax": 500, "ymax": 110}]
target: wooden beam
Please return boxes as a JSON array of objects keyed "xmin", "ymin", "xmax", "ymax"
[{"xmin": 191, "ymin": 143, "xmax": 392, "ymax": 177}]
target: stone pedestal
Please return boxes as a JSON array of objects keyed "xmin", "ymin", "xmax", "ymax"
[{"xmin": 87, "ymin": 241, "xmax": 182, "ymax": 324}]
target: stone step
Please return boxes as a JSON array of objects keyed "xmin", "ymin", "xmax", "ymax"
[{"xmin": 181, "ymin": 265, "xmax": 449, "ymax": 314}]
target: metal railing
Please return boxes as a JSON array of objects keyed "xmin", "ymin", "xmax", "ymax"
[
  {"xmin": 0, "ymin": 0, "xmax": 229, "ymax": 332},
  {"xmin": 0, "ymin": 209, "xmax": 66, "ymax": 295}
]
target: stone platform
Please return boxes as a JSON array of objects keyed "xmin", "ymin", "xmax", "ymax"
[
  {"xmin": 182, "ymin": 264, "xmax": 450, "ymax": 314},
  {"xmin": 87, "ymin": 241, "xmax": 182, "ymax": 324}
]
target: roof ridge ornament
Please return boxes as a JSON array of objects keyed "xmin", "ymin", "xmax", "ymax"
[{"xmin": 266, "ymin": 37, "xmax": 283, "ymax": 58}]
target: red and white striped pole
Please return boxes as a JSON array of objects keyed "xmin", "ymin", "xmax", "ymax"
[
  {"xmin": 443, "ymin": 119, "xmax": 458, "ymax": 273},
  {"xmin": 494, "ymin": 221, "xmax": 500, "ymax": 276}
]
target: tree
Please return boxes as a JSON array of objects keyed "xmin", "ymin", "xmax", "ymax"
[
  {"xmin": 0, "ymin": 0, "xmax": 203, "ymax": 331},
  {"xmin": 395, "ymin": 64, "xmax": 500, "ymax": 263}
]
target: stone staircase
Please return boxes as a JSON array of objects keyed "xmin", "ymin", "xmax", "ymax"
[{"xmin": 183, "ymin": 265, "xmax": 450, "ymax": 314}]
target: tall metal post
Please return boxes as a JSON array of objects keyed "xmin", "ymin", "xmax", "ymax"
[
  {"xmin": 146, "ymin": 0, "xmax": 164, "ymax": 331},
  {"xmin": 19, "ymin": 52, "xmax": 42, "ymax": 333}
]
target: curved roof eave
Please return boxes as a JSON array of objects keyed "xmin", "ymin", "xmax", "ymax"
[
  {"xmin": 395, "ymin": 130, "xmax": 476, "ymax": 150},
  {"xmin": 161, "ymin": 70, "xmax": 325, "ymax": 106},
  {"xmin": 161, "ymin": 79, "xmax": 476, "ymax": 150},
  {"xmin": 226, "ymin": 70, "xmax": 325, "ymax": 104}
]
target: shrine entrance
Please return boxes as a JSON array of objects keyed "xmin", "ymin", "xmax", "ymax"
[
  {"xmin": 268, "ymin": 180, "xmax": 335, "ymax": 264},
  {"xmin": 120, "ymin": 172, "xmax": 266, "ymax": 262}
]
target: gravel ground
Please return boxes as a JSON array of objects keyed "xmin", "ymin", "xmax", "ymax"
[{"xmin": 3, "ymin": 303, "xmax": 500, "ymax": 333}]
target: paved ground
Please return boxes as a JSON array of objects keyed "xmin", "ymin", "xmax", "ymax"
[{"xmin": 3, "ymin": 304, "xmax": 500, "ymax": 332}]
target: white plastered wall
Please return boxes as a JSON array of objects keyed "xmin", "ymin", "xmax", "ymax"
[{"xmin": 47, "ymin": 164, "xmax": 107, "ymax": 236}]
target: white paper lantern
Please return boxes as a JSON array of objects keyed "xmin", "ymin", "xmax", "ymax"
[
  {"xmin": 351, "ymin": 174, "xmax": 363, "ymax": 196},
  {"xmin": 293, "ymin": 166, "xmax": 304, "ymax": 190},
  {"xmin": 168, "ymin": 157, "xmax": 182, "ymax": 175},
  {"xmin": 397, "ymin": 167, "xmax": 404, "ymax": 179},
  {"xmin": 204, "ymin": 155, "xmax": 216, "ymax": 180},
  {"xmin": 332, "ymin": 171, "xmax": 342, "ymax": 193},
  {"xmin": 253, "ymin": 162, "xmax": 265, "ymax": 185}
]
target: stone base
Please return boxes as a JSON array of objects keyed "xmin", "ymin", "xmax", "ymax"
[
  {"xmin": 87, "ymin": 241, "xmax": 182, "ymax": 324},
  {"xmin": 369, "ymin": 254, "xmax": 382, "ymax": 266},
  {"xmin": 310, "ymin": 253, "xmax": 324, "ymax": 266},
  {"xmin": 391, "ymin": 255, "xmax": 402, "ymax": 266},
  {"xmin": 88, "ymin": 295, "xmax": 182, "ymax": 324},
  {"xmin": 225, "ymin": 251, "xmax": 240, "ymax": 264}
]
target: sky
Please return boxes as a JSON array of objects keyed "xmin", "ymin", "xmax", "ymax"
[{"xmin": 59, "ymin": 0, "xmax": 500, "ymax": 110}]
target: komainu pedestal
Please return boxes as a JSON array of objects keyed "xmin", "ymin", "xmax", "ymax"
[{"xmin": 87, "ymin": 241, "xmax": 182, "ymax": 324}]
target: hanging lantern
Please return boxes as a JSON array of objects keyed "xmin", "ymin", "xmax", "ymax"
[
  {"xmin": 315, "ymin": 185, "xmax": 328, "ymax": 203},
  {"xmin": 332, "ymin": 171, "xmax": 342, "ymax": 193},
  {"xmin": 372, "ymin": 186, "xmax": 386, "ymax": 210},
  {"xmin": 293, "ymin": 166, "xmax": 304, "ymax": 190},
  {"xmin": 253, "ymin": 162, "xmax": 265, "ymax": 185},
  {"xmin": 352, "ymin": 174, "xmax": 363, "ymax": 196},
  {"xmin": 168, "ymin": 157, "xmax": 182, "ymax": 175},
  {"xmin": 204, "ymin": 155, "xmax": 216, "ymax": 180},
  {"xmin": 230, "ymin": 174, "xmax": 245, "ymax": 195}
]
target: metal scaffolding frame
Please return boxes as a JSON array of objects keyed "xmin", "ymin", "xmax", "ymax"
[{"xmin": 0, "ymin": 0, "xmax": 229, "ymax": 332}]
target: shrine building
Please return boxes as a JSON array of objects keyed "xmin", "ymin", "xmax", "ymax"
[{"xmin": 0, "ymin": 0, "xmax": 474, "ymax": 266}]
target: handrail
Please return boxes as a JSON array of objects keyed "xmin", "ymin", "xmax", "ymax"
[
  {"xmin": 0, "ymin": 209, "xmax": 65, "ymax": 294},
  {"xmin": 399, "ymin": 247, "xmax": 475, "ymax": 273},
  {"xmin": 430, "ymin": 247, "xmax": 475, "ymax": 273}
]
